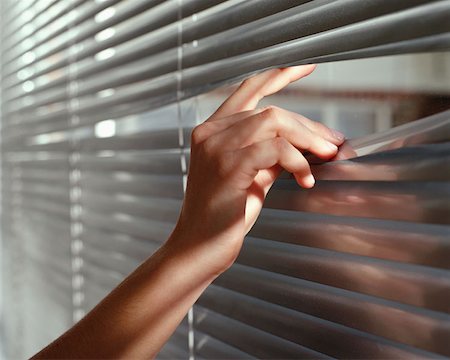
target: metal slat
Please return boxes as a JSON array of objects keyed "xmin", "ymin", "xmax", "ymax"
[
  {"xmin": 79, "ymin": 129, "xmax": 180, "ymax": 151},
  {"xmin": 157, "ymin": 324, "xmax": 189, "ymax": 359},
  {"xmin": 197, "ymin": 286, "xmax": 444, "ymax": 359},
  {"xmin": 182, "ymin": 0, "xmax": 432, "ymax": 69},
  {"xmin": 181, "ymin": 2, "xmax": 450, "ymax": 96},
  {"xmin": 81, "ymin": 227, "xmax": 161, "ymax": 263},
  {"xmin": 346, "ymin": 110, "xmax": 450, "ymax": 157},
  {"xmin": 82, "ymin": 242, "xmax": 142, "ymax": 277},
  {"xmin": 238, "ymin": 237, "xmax": 450, "ymax": 313},
  {"xmin": 80, "ymin": 172, "xmax": 183, "ymax": 198},
  {"xmin": 252, "ymin": 209, "xmax": 450, "ymax": 269},
  {"xmin": 81, "ymin": 192, "xmax": 182, "ymax": 223},
  {"xmin": 2, "ymin": 0, "xmax": 85, "ymax": 53},
  {"xmin": 5, "ymin": 1, "xmax": 446, "ymax": 118},
  {"xmin": 80, "ymin": 209, "xmax": 175, "ymax": 242},
  {"xmin": 2, "ymin": 0, "xmax": 226, "ymax": 84},
  {"xmin": 194, "ymin": 331, "xmax": 256, "ymax": 360},
  {"xmin": 3, "ymin": 0, "xmax": 303, "ymax": 101},
  {"xmin": 5, "ymin": 33, "xmax": 449, "ymax": 132},
  {"xmin": 79, "ymin": 151, "xmax": 182, "ymax": 174},
  {"xmin": 2, "ymin": 0, "xmax": 121, "ymax": 69},
  {"xmin": 1, "ymin": 0, "xmax": 35, "ymax": 31},
  {"xmin": 215, "ymin": 263, "xmax": 450, "ymax": 355},
  {"xmin": 195, "ymin": 307, "xmax": 331, "ymax": 359},
  {"xmin": 266, "ymin": 180, "xmax": 450, "ymax": 225},
  {"xmin": 311, "ymin": 143, "xmax": 450, "ymax": 182},
  {"xmin": 18, "ymin": 195, "xmax": 71, "ymax": 219}
]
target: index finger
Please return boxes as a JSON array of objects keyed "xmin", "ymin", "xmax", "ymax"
[{"xmin": 210, "ymin": 64, "xmax": 317, "ymax": 121}]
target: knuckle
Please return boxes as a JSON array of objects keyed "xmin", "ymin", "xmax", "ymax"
[
  {"xmin": 260, "ymin": 106, "xmax": 282, "ymax": 128},
  {"xmin": 261, "ymin": 105, "xmax": 277, "ymax": 118},
  {"xmin": 240, "ymin": 78, "xmax": 252, "ymax": 90},
  {"xmin": 191, "ymin": 124, "xmax": 207, "ymax": 145}
]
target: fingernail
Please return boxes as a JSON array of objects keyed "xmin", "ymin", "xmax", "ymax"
[
  {"xmin": 326, "ymin": 142, "xmax": 338, "ymax": 152},
  {"xmin": 331, "ymin": 129, "xmax": 345, "ymax": 141},
  {"xmin": 305, "ymin": 174, "xmax": 315, "ymax": 188}
]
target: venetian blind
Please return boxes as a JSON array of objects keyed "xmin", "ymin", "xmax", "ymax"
[{"xmin": 0, "ymin": 0, "xmax": 449, "ymax": 358}]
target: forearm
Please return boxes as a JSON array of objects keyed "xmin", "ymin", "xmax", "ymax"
[{"xmin": 33, "ymin": 229, "xmax": 220, "ymax": 359}]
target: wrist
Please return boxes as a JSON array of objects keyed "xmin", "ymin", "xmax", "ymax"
[{"xmin": 162, "ymin": 223, "xmax": 238, "ymax": 281}]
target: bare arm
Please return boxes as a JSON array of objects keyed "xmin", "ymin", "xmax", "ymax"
[{"xmin": 33, "ymin": 65, "xmax": 344, "ymax": 359}]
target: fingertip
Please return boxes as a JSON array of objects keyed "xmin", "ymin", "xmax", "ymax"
[
  {"xmin": 304, "ymin": 174, "xmax": 315, "ymax": 188},
  {"xmin": 326, "ymin": 142, "xmax": 338, "ymax": 153},
  {"xmin": 296, "ymin": 173, "xmax": 315, "ymax": 188},
  {"xmin": 331, "ymin": 128, "xmax": 345, "ymax": 143},
  {"xmin": 288, "ymin": 64, "xmax": 317, "ymax": 81}
]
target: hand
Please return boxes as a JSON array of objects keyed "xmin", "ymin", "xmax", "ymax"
[{"xmin": 169, "ymin": 65, "xmax": 345, "ymax": 275}]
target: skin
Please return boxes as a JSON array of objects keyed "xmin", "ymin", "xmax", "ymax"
[{"xmin": 32, "ymin": 65, "xmax": 344, "ymax": 359}]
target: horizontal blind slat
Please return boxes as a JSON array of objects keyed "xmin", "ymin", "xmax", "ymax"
[
  {"xmin": 214, "ymin": 263, "xmax": 450, "ymax": 355},
  {"xmin": 198, "ymin": 285, "xmax": 443, "ymax": 359},
  {"xmin": 238, "ymin": 237, "xmax": 450, "ymax": 313}
]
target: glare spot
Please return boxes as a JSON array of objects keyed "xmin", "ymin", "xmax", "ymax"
[
  {"xmin": 95, "ymin": 48, "xmax": 115, "ymax": 61},
  {"xmin": 22, "ymin": 51, "xmax": 36, "ymax": 64},
  {"xmin": 95, "ymin": 27, "xmax": 116, "ymax": 42},
  {"xmin": 22, "ymin": 80, "xmax": 35, "ymax": 92},
  {"xmin": 18, "ymin": 68, "xmax": 32, "ymax": 80},
  {"xmin": 95, "ymin": 7, "xmax": 116, "ymax": 23},
  {"xmin": 71, "ymin": 239, "xmax": 83, "ymax": 253},
  {"xmin": 97, "ymin": 88, "xmax": 115, "ymax": 98},
  {"xmin": 95, "ymin": 119, "xmax": 116, "ymax": 138},
  {"xmin": 32, "ymin": 131, "xmax": 67, "ymax": 145}
]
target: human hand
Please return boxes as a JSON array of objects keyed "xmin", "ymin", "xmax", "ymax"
[{"xmin": 169, "ymin": 65, "xmax": 345, "ymax": 275}]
